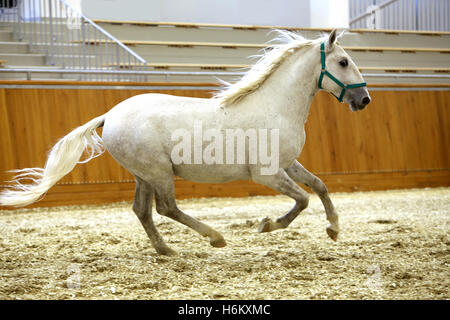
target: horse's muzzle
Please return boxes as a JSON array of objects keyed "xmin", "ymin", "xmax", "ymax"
[
  {"xmin": 349, "ymin": 89, "xmax": 371, "ymax": 111},
  {"xmin": 350, "ymin": 97, "xmax": 370, "ymax": 111},
  {"xmin": 358, "ymin": 96, "xmax": 371, "ymax": 109}
]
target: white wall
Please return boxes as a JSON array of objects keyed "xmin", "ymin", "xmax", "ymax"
[
  {"xmin": 81, "ymin": 0, "xmax": 311, "ymax": 27},
  {"xmin": 81, "ymin": 0, "xmax": 349, "ymax": 28},
  {"xmin": 310, "ymin": 0, "xmax": 349, "ymax": 28}
]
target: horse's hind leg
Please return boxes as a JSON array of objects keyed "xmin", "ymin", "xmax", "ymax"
[
  {"xmin": 286, "ymin": 160, "xmax": 339, "ymax": 241},
  {"xmin": 252, "ymin": 168, "xmax": 310, "ymax": 233},
  {"xmin": 153, "ymin": 179, "xmax": 226, "ymax": 248},
  {"xmin": 133, "ymin": 176, "xmax": 176, "ymax": 256}
]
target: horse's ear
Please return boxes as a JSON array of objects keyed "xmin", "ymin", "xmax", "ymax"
[
  {"xmin": 326, "ymin": 29, "xmax": 338, "ymax": 51},
  {"xmin": 337, "ymin": 29, "xmax": 347, "ymax": 41}
]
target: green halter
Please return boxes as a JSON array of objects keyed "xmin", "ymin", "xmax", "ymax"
[{"xmin": 318, "ymin": 42, "xmax": 366, "ymax": 102}]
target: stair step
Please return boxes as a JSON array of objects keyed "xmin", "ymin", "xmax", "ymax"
[
  {"xmin": 0, "ymin": 41, "xmax": 29, "ymax": 53},
  {"xmin": 0, "ymin": 53, "xmax": 46, "ymax": 66},
  {"xmin": 0, "ymin": 30, "xmax": 13, "ymax": 41}
]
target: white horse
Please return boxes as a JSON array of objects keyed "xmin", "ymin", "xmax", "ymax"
[{"xmin": 0, "ymin": 29, "xmax": 370, "ymax": 255}]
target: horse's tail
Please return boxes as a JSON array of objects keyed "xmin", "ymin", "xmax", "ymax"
[{"xmin": 0, "ymin": 115, "xmax": 106, "ymax": 207}]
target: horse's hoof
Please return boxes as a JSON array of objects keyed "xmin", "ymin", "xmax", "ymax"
[
  {"xmin": 326, "ymin": 226, "xmax": 339, "ymax": 241},
  {"xmin": 258, "ymin": 217, "xmax": 275, "ymax": 233},
  {"xmin": 210, "ymin": 237, "xmax": 227, "ymax": 248},
  {"xmin": 157, "ymin": 246, "xmax": 177, "ymax": 256}
]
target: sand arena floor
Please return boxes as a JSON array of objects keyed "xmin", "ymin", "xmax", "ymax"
[{"xmin": 0, "ymin": 187, "xmax": 448, "ymax": 300}]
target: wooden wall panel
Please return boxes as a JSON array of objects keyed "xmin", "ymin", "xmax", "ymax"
[
  {"xmin": 299, "ymin": 90, "xmax": 450, "ymax": 173},
  {"xmin": 0, "ymin": 83, "xmax": 448, "ymax": 208},
  {"xmin": 0, "ymin": 87, "xmax": 213, "ymax": 185}
]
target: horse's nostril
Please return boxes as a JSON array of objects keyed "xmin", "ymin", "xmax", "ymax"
[{"xmin": 362, "ymin": 96, "xmax": 371, "ymax": 105}]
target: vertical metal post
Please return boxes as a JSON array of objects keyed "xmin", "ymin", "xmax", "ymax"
[
  {"xmin": 104, "ymin": 38, "xmax": 109, "ymax": 79},
  {"xmin": 17, "ymin": 0, "xmax": 23, "ymax": 41},
  {"xmin": 66, "ymin": 5, "xmax": 72, "ymax": 69},
  {"xmin": 43, "ymin": 0, "xmax": 47, "ymax": 51},
  {"xmin": 99, "ymin": 33, "xmax": 103, "ymax": 81},
  {"xmin": 58, "ymin": 0, "xmax": 63, "ymax": 67},
  {"xmin": 48, "ymin": 0, "xmax": 54, "ymax": 65},
  {"xmin": 27, "ymin": 0, "xmax": 32, "ymax": 49},
  {"xmin": 54, "ymin": 0, "xmax": 59, "ymax": 65},
  {"xmin": 38, "ymin": 0, "xmax": 42, "ymax": 52},
  {"xmin": 80, "ymin": 16, "xmax": 87, "ymax": 79},
  {"xmin": 93, "ymin": 28, "xmax": 97, "ymax": 81},
  {"xmin": 446, "ymin": 0, "xmax": 449, "ymax": 31},
  {"xmin": 410, "ymin": 0, "xmax": 414, "ymax": 29},
  {"xmin": 77, "ymin": 16, "xmax": 82, "ymax": 75},
  {"xmin": 116, "ymin": 44, "xmax": 120, "ymax": 81},
  {"xmin": 86, "ymin": 21, "xmax": 90, "ymax": 76}
]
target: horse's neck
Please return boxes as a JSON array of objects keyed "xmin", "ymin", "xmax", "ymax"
[{"xmin": 247, "ymin": 45, "xmax": 319, "ymax": 125}]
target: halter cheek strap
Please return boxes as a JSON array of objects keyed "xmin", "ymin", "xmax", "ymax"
[{"xmin": 318, "ymin": 42, "xmax": 366, "ymax": 102}]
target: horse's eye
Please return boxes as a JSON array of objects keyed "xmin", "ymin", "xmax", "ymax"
[{"xmin": 339, "ymin": 59, "xmax": 348, "ymax": 67}]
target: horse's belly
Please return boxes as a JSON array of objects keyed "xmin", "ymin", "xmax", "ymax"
[{"xmin": 173, "ymin": 164, "xmax": 251, "ymax": 183}]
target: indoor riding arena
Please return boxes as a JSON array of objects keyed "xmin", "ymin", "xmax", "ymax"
[{"xmin": 0, "ymin": 0, "xmax": 449, "ymax": 301}]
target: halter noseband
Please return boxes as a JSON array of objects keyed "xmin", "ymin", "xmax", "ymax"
[{"xmin": 318, "ymin": 42, "xmax": 366, "ymax": 102}]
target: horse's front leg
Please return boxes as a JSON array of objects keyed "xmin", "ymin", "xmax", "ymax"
[
  {"xmin": 252, "ymin": 168, "xmax": 309, "ymax": 233},
  {"xmin": 286, "ymin": 160, "xmax": 339, "ymax": 241}
]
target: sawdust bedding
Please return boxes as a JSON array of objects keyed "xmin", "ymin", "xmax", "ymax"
[{"xmin": 0, "ymin": 187, "xmax": 448, "ymax": 299}]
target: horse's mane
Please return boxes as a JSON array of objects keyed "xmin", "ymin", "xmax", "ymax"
[{"xmin": 214, "ymin": 30, "xmax": 324, "ymax": 106}]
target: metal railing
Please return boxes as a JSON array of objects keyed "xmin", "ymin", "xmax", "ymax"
[
  {"xmin": 1, "ymin": 67, "xmax": 450, "ymax": 82},
  {"xmin": 350, "ymin": 0, "xmax": 450, "ymax": 31},
  {"xmin": 0, "ymin": 0, "xmax": 147, "ymax": 81}
]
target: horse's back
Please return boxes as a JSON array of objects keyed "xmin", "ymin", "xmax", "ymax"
[
  {"xmin": 108, "ymin": 93, "xmax": 211, "ymax": 116},
  {"xmin": 101, "ymin": 93, "xmax": 221, "ymax": 180}
]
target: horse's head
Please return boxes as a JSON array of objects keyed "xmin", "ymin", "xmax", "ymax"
[{"xmin": 318, "ymin": 29, "xmax": 371, "ymax": 111}]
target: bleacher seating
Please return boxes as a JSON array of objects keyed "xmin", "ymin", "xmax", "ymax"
[
  {"xmin": 92, "ymin": 19, "xmax": 450, "ymax": 84},
  {"xmin": 0, "ymin": 18, "xmax": 449, "ymax": 84}
]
